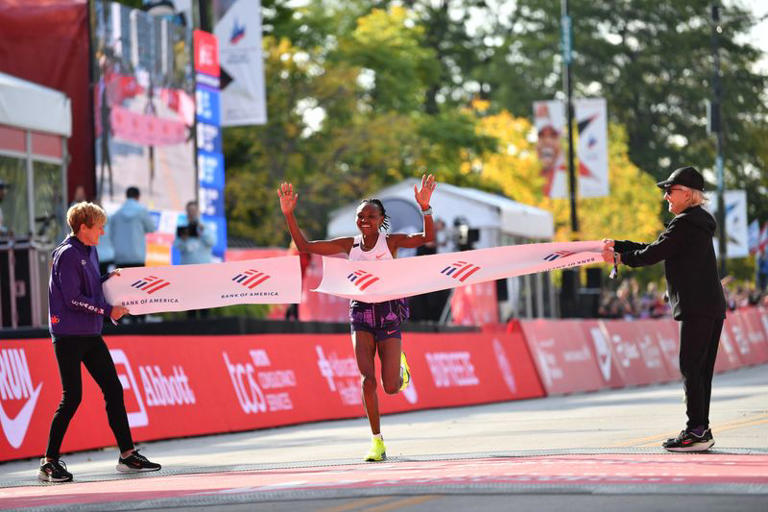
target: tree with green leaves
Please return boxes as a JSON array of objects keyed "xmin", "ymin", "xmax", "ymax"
[
  {"xmin": 224, "ymin": 3, "xmax": 495, "ymax": 247},
  {"xmin": 488, "ymin": 0, "xmax": 767, "ymax": 222}
]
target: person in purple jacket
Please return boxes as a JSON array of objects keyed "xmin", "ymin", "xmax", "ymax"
[{"xmin": 39, "ymin": 202, "xmax": 161, "ymax": 482}]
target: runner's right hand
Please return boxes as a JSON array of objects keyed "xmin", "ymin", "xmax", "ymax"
[{"xmin": 278, "ymin": 182, "xmax": 298, "ymax": 215}]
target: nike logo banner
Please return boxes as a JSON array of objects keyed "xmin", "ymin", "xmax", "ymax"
[
  {"xmin": 103, "ymin": 256, "xmax": 301, "ymax": 314},
  {"xmin": 314, "ymin": 241, "xmax": 603, "ymax": 302}
]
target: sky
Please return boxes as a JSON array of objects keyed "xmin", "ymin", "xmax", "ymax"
[{"xmin": 736, "ymin": 0, "xmax": 768, "ymax": 72}]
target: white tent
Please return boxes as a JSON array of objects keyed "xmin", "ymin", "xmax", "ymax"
[
  {"xmin": 0, "ymin": 72, "xmax": 71, "ymax": 328},
  {"xmin": 327, "ymin": 178, "xmax": 554, "ymax": 246},
  {"xmin": 0, "ymin": 72, "xmax": 72, "ymax": 136},
  {"xmin": 327, "ymin": 179, "xmax": 556, "ymax": 319}
]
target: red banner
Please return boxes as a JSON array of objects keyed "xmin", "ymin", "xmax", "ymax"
[
  {"xmin": 599, "ymin": 319, "xmax": 677, "ymax": 386},
  {"xmin": 517, "ymin": 319, "xmax": 606, "ymax": 394},
  {"xmin": 743, "ymin": 308, "xmax": 768, "ymax": 364},
  {"xmin": 579, "ymin": 319, "xmax": 624, "ymax": 388},
  {"xmin": 725, "ymin": 310, "xmax": 768, "ymax": 366},
  {"xmin": 719, "ymin": 316, "xmax": 749, "ymax": 370},
  {"xmin": 0, "ymin": 331, "xmax": 543, "ymax": 462},
  {"xmin": 300, "ymin": 253, "xmax": 349, "ymax": 323},
  {"xmin": 194, "ymin": 30, "xmax": 219, "ymax": 77},
  {"xmin": 641, "ymin": 317, "xmax": 682, "ymax": 380},
  {"xmin": 4, "ymin": 308, "xmax": 766, "ymax": 462},
  {"xmin": 0, "ymin": 0, "xmax": 93, "ymax": 202},
  {"xmin": 451, "ymin": 282, "xmax": 498, "ymax": 326},
  {"xmin": 715, "ymin": 321, "xmax": 745, "ymax": 373},
  {"xmin": 110, "ymin": 106, "xmax": 188, "ymax": 146}
]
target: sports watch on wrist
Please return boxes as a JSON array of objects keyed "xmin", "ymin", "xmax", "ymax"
[{"xmin": 421, "ymin": 206, "xmax": 433, "ymax": 216}]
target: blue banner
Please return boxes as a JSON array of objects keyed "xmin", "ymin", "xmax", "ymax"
[
  {"xmin": 199, "ymin": 185, "xmax": 225, "ymax": 218},
  {"xmin": 196, "ymin": 84, "xmax": 221, "ymax": 125},
  {"xmin": 196, "ymin": 122, "xmax": 222, "ymax": 154},
  {"xmin": 201, "ymin": 214, "xmax": 228, "ymax": 258},
  {"xmin": 197, "ymin": 151, "xmax": 225, "ymax": 189}
]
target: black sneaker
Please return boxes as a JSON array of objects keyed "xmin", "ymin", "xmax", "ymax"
[
  {"xmin": 662, "ymin": 429, "xmax": 715, "ymax": 452},
  {"xmin": 38, "ymin": 458, "xmax": 73, "ymax": 482},
  {"xmin": 116, "ymin": 450, "xmax": 161, "ymax": 473}
]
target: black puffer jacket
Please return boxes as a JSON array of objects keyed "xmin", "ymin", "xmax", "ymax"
[{"xmin": 615, "ymin": 205, "xmax": 726, "ymax": 321}]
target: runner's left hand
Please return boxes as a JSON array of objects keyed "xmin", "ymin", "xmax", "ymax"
[{"xmin": 414, "ymin": 173, "xmax": 436, "ymax": 210}]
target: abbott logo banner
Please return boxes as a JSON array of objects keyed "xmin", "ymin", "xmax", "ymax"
[
  {"xmin": 0, "ymin": 349, "xmax": 43, "ymax": 449},
  {"xmin": 110, "ymin": 349, "xmax": 149, "ymax": 428},
  {"xmin": 138, "ymin": 365, "xmax": 196, "ymax": 407},
  {"xmin": 223, "ymin": 350, "xmax": 296, "ymax": 414}
]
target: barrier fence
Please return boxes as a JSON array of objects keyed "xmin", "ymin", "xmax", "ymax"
[{"xmin": 1, "ymin": 307, "xmax": 766, "ymax": 462}]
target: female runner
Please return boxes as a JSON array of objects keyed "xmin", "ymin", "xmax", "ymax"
[{"xmin": 278, "ymin": 174, "xmax": 436, "ymax": 461}]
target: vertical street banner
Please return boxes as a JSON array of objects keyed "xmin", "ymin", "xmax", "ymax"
[
  {"xmin": 92, "ymin": 0, "xmax": 196, "ymax": 212},
  {"xmin": 574, "ymin": 98, "xmax": 609, "ymax": 198},
  {"xmin": 533, "ymin": 98, "xmax": 609, "ymax": 199},
  {"xmin": 749, "ymin": 219, "xmax": 761, "ymax": 255},
  {"xmin": 194, "ymin": 30, "xmax": 227, "ymax": 260},
  {"xmin": 212, "ymin": 0, "xmax": 267, "ymax": 126},
  {"xmin": 706, "ymin": 189, "xmax": 749, "ymax": 259},
  {"xmin": 533, "ymin": 100, "xmax": 566, "ymax": 198}
]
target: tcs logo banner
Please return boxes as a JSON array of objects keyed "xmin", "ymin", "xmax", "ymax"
[{"xmin": 223, "ymin": 349, "xmax": 296, "ymax": 414}]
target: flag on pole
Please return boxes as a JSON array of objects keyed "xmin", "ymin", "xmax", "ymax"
[
  {"xmin": 748, "ymin": 219, "xmax": 760, "ymax": 254},
  {"xmin": 759, "ymin": 221, "xmax": 768, "ymax": 254}
]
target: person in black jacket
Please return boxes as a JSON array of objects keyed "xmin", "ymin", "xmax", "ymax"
[{"xmin": 602, "ymin": 166, "xmax": 726, "ymax": 452}]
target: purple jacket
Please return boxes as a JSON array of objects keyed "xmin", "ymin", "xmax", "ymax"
[{"xmin": 49, "ymin": 236, "xmax": 113, "ymax": 336}]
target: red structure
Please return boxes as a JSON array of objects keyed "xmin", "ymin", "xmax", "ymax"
[{"xmin": 0, "ymin": 0, "xmax": 92, "ymax": 202}]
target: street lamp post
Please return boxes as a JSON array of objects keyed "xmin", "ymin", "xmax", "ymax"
[
  {"xmin": 710, "ymin": 2, "xmax": 727, "ymax": 277},
  {"xmin": 561, "ymin": 0, "xmax": 579, "ymax": 236}
]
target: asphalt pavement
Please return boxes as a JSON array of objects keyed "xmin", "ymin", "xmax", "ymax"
[{"xmin": 1, "ymin": 363, "xmax": 766, "ymax": 511}]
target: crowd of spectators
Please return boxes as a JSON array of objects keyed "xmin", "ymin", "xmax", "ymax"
[{"xmin": 598, "ymin": 276, "xmax": 767, "ymax": 320}]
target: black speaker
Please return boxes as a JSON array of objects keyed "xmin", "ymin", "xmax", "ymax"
[
  {"xmin": 0, "ymin": 243, "xmax": 33, "ymax": 327},
  {"xmin": 560, "ymin": 269, "xmax": 579, "ymax": 300},
  {"xmin": 586, "ymin": 268, "xmax": 602, "ymax": 289},
  {"xmin": 559, "ymin": 269, "xmax": 580, "ymax": 318},
  {"xmin": 496, "ymin": 279, "xmax": 508, "ymax": 301}
]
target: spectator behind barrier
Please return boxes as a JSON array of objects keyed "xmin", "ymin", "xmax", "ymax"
[
  {"xmin": 109, "ymin": 186, "xmax": 155, "ymax": 267},
  {"xmin": 174, "ymin": 200, "xmax": 215, "ymax": 319},
  {"xmin": 173, "ymin": 200, "xmax": 215, "ymax": 265}
]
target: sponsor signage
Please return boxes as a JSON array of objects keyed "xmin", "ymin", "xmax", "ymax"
[
  {"xmin": 103, "ymin": 257, "xmax": 301, "ymax": 314},
  {"xmin": 198, "ymin": 152, "xmax": 225, "ymax": 189},
  {"xmin": 4, "ymin": 308, "xmax": 766, "ymax": 462},
  {"xmin": 517, "ymin": 319, "xmax": 606, "ymax": 394},
  {"xmin": 0, "ymin": 331, "xmax": 544, "ymax": 462},
  {"xmin": 315, "ymin": 241, "xmax": 603, "ymax": 303},
  {"xmin": 598, "ymin": 320, "xmax": 676, "ymax": 386},
  {"xmin": 196, "ymin": 122, "xmax": 222, "ymax": 154},
  {"xmin": 194, "ymin": 29, "xmax": 226, "ymax": 259},
  {"xmin": 194, "ymin": 29, "xmax": 220, "ymax": 78},
  {"xmin": 195, "ymin": 84, "xmax": 221, "ymax": 125}
]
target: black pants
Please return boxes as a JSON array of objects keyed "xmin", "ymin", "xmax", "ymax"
[
  {"xmin": 45, "ymin": 335, "xmax": 134, "ymax": 459},
  {"xmin": 679, "ymin": 317, "xmax": 724, "ymax": 430}
]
